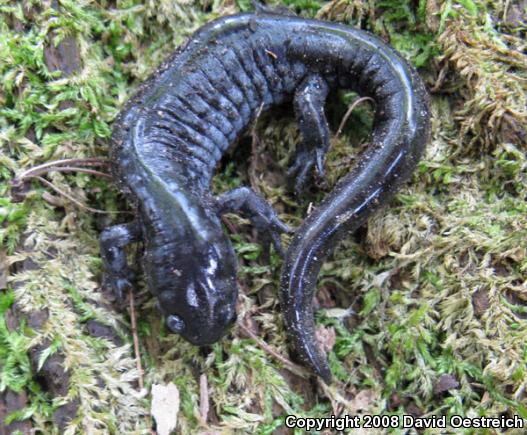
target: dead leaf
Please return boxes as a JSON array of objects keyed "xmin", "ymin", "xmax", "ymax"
[
  {"xmin": 433, "ymin": 374, "xmax": 459, "ymax": 395},
  {"xmin": 315, "ymin": 325, "xmax": 336, "ymax": 354},
  {"xmin": 316, "ymin": 285, "xmax": 336, "ymax": 308},
  {"xmin": 151, "ymin": 383, "xmax": 180, "ymax": 435},
  {"xmin": 348, "ymin": 389, "xmax": 375, "ymax": 412}
]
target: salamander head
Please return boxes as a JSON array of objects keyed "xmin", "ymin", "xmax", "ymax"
[{"xmin": 145, "ymin": 239, "xmax": 238, "ymax": 346}]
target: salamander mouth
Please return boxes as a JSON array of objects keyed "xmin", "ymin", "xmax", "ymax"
[
  {"xmin": 172, "ymin": 311, "xmax": 237, "ymax": 346},
  {"xmin": 163, "ymin": 301, "xmax": 238, "ymax": 345},
  {"xmin": 219, "ymin": 304, "xmax": 238, "ymax": 325},
  {"xmin": 183, "ymin": 330, "xmax": 228, "ymax": 346}
]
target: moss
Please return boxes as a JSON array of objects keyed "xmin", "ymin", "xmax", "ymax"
[{"xmin": 1, "ymin": 0, "xmax": 526, "ymax": 433}]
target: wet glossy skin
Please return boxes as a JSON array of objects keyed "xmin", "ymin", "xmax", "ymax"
[{"xmin": 100, "ymin": 10, "xmax": 430, "ymax": 381}]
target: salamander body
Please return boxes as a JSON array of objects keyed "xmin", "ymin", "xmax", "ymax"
[{"xmin": 100, "ymin": 10, "xmax": 430, "ymax": 381}]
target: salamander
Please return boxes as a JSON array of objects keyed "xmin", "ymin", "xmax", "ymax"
[{"xmin": 100, "ymin": 7, "xmax": 430, "ymax": 382}]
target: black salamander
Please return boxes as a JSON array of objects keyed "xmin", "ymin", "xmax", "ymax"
[{"xmin": 100, "ymin": 10, "xmax": 430, "ymax": 382}]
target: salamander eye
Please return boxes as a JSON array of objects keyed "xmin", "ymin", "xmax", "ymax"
[{"xmin": 166, "ymin": 314, "xmax": 186, "ymax": 333}]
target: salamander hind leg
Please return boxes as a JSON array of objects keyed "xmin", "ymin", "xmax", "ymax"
[
  {"xmin": 288, "ymin": 74, "xmax": 330, "ymax": 196},
  {"xmin": 99, "ymin": 221, "xmax": 141, "ymax": 304},
  {"xmin": 217, "ymin": 187, "xmax": 290, "ymax": 257}
]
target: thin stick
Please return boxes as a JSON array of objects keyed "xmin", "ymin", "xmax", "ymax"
[
  {"xmin": 17, "ymin": 157, "xmax": 110, "ymax": 180},
  {"xmin": 335, "ymin": 96, "xmax": 375, "ymax": 138},
  {"xmin": 252, "ymin": 102, "xmax": 265, "ymax": 134},
  {"xmin": 199, "ymin": 374, "xmax": 209, "ymax": 426},
  {"xmin": 221, "ymin": 215, "xmax": 239, "ymax": 234},
  {"xmin": 20, "ymin": 166, "xmax": 113, "ymax": 180},
  {"xmin": 248, "ymin": 103, "xmax": 265, "ymax": 193},
  {"xmin": 11, "ymin": 157, "xmax": 120, "ymax": 213},
  {"xmin": 35, "ymin": 176, "xmax": 122, "ymax": 214},
  {"xmin": 237, "ymin": 320, "xmax": 310, "ymax": 378},
  {"xmin": 129, "ymin": 290, "xmax": 145, "ymax": 391}
]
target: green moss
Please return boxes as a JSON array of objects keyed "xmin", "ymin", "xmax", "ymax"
[
  {"xmin": 0, "ymin": 290, "xmax": 31, "ymax": 393},
  {"xmin": 1, "ymin": 0, "xmax": 526, "ymax": 433}
]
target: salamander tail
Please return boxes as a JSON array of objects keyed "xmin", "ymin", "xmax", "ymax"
[{"xmin": 279, "ymin": 48, "xmax": 431, "ymax": 381}]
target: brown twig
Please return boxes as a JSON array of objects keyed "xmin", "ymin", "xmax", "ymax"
[
  {"xmin": 16, "ymin": 157, "xmax": 110, "ymax": 180},
  {"xmin": 34, "ymin": 176, "xmax": 121, "ymax": 214},
  {"xmin": 128, "ymin": 290, "xmax": 144, "ymax": 391},
  {"xmin": 220, "ymin": 215, "xmax": 239, "ymax": 234},
  {"xmin": 335, "ymin": 96, "xmax": 376, "ymax": 139},
  {"xmin": 237, "ymin": 320, "xmax": 311, "ymax": 379},
  {"xmin": 199, "ymin": 374, "xmax": 209, "ymax": 426},
  {"xmin": 10, "ymin": 157, "xmax": 125, "ymax": 214},
  {"xmin": 251, "ymin": 103, "xmax": 265, "ymax": 138},
  {"xmin": 248, "ymin": 103, "xmax": 265, "ymax": 193},
  {"xmin": 22, "ymin": 166, "xmax": 113, "ymax": 180}
]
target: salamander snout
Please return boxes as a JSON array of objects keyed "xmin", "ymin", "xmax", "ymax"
[
  {"xmin": 165, "ymin": 303, "xmax": 237, "ymax": 346},
  {"xmin": 218, "ymin": 303, "xmax": 237, "ymax": 326},
  {"xmin": 150, "ymin": 238, "xmax": 239, "ymax": 346},
  {"xmin": 160, "ymin": 282, "xmax": 238, "ymax": 346}
]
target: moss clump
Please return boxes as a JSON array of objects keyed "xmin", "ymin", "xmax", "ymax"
[{"xmin": 1, "ymin": 0, "xmax": 526, "ymax": 433}]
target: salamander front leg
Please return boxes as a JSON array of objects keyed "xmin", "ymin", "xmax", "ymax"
[
  {"xmin": 99, "ymin": 221, "xmax": 141, "ymax": 303},
  {"xmin": 288, "ymin": 74, "xmax": 330, "ymax": 195},
  {"xmin": 217, "ymin": 187, "xmax": 291, "ymax": 256}
]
